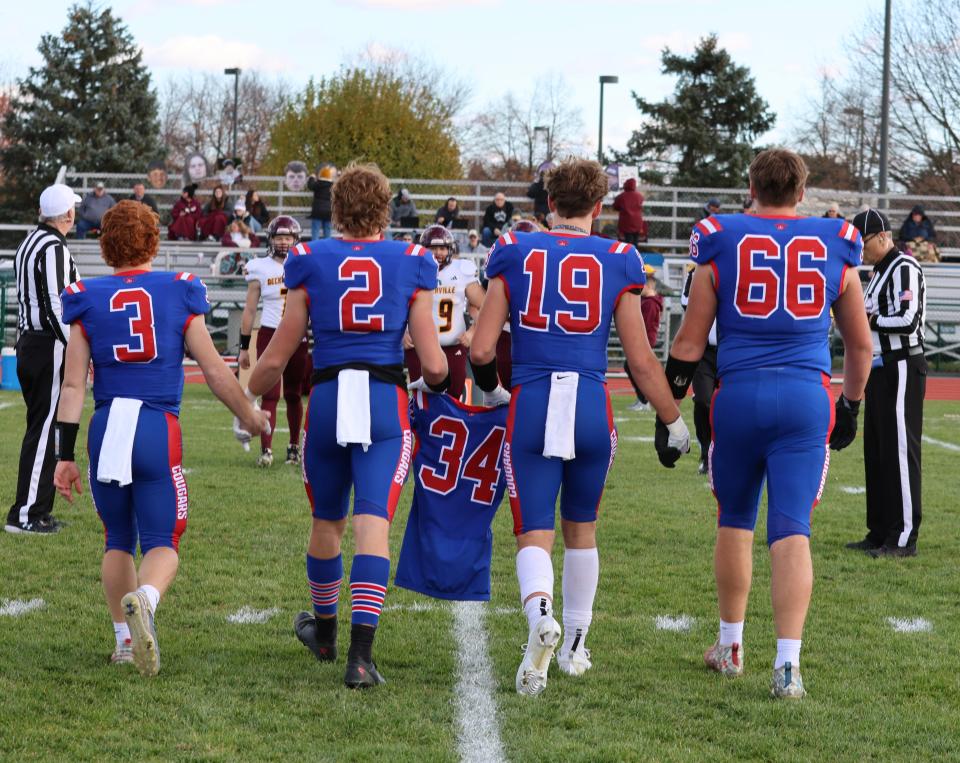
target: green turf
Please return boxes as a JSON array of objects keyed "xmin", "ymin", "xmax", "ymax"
[{"xmin": 1, "ymin": 386, "xmax": 958, "ymax": 762}]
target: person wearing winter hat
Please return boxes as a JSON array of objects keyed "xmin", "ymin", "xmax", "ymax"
[{"xmin": 613, "ymin": 177, "xmax": 647, "ymax": 245}]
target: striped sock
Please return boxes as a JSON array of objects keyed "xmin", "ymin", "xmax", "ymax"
[
  {"xmin": 349, "ymin": 554, "xmax": 389, "ymax": 627},
  {"xmin": 307, "ymin": 553, "xmax": 342, "ymax": 618}
]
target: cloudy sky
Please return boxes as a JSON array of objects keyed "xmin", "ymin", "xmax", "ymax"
[{"xmin": 2, "ymin": 0, "xmax": 884, "ymax": 156}]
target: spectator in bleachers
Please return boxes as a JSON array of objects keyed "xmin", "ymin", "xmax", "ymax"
[
  {"xmin": 307, "ymin": 165, "xmax": 335, "ymax": 239},
  {"xmin": 75, "ymin": 182, "xmax": 116, "ymax": 238},
  {"xmin": 221, "ymin": 218, "xmax": 260, "ymax": 249},
  {"xmin": 390, "ymin": 188, "xmax": 418, "ymax": 225},
  {"xmin": 245, "ymin": 189, "xmax": 270, "ymax": 228},
  {"xmin": 613, "ymin": 177, "xmax": 647, "ymax": 245},
  {"xmin": 128, "ymin": 182, "xmax": 158, "ymax": 214},
  {"xmin": 219, "ymin": 158, "xmax": 242, "ymax": 188},
  {"xmin": 899, "ymin": 205, "xmax": 940, "ymax": 262},
  {"xmin": 463, "ymin": 229, "xmax": 487, "ymax": 255},
  {"xmin": 527, "ymin": 169, "xmax": 550, "ymax": 226},
  {"xmin": 823, "ymin": 202, "xmax": 844, "ymax": 220},
  {"xmin": 435, "ymin": 197, "xmax": 459, "ymax": 227},
  {"xmin": 199, "ymin": 184, "xmax": 230, "ymax": 241},
  {"xmin": 481, "ymin": 192, "xmax": 514, "ymax": 246},
  {"xmin": 742, "ymin": 197, "xmax": 756, "ymax": 214},
  {"xmin": 229, "ymin": 198, "xmax": 262, "ymax": 233},
  {"xmin": 168, "ymin": 184, "xmax": 201, "ymax": 241},
  {"xmin": 695, "ymin": 197, "xmax": 722, "ymax": 223}
]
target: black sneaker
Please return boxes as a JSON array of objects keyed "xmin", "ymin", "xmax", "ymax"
[
  {"xmin": 344, "ymin": 656, "xmax": 386, "ymax": 689},
  {"xmin": 845, "ymin": 537, "xmax": 882, "ymax": 551},
  {"xmin": 698, "ymin": 458, "xmax": 708, "ymax": 475},
  {"xmin": 4, "ymin": 517, "xmax": 62, "ymax": 535},
  {"xmin": 285, "ymin": 445, "xmax": 301, "ymax": 465},
  {"xmin": 869, "ymin": 544, "xmax": 918, "ymax": 558},
  {"xmin": 294, "ymin": 611, "xmax": 337, "ymax": 662}
]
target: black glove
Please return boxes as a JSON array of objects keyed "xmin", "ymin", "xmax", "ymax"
[
  {"xmin": 829, "ymin": 394, "xmax": 861, "ymax": 451},
  {"xmin": 655, "ymin": 416, "xmax": 689, "ymax": 468}
]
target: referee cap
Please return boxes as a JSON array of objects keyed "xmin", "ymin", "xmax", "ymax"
[
  {"xmin": 39, "ymin": 184, "xmax": 82, "ymax": 217},
  {"xmin": 851, "ymin": 208, "xmax": 890, "ymax": 236}
]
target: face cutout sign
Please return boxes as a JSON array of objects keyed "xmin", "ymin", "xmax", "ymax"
[
  {"xmin": 284, "ymin": 160, "xmax": 308, "ymax": 192},
  {"xmin": 146, "ymin": 160, "xmax": 168, "ymax": 190},
  {"xmin": 184, "ymin": 152, "xmax": 209, "ymax": 185}
]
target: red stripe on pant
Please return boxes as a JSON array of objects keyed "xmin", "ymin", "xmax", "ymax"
[
  {"xmin": 166, "ymin": 412, "xmax": 188, "ymax": 551},
  {"xmin": 504, "ymin": 385, "xmax": 523, "ymax": 535},
  {"xmin": 385, "ymin": 387, "xmax": 413, "ymax": 521},
  {"xmin": 302, "ymin": 391, "xmax": 316, "ymax": 514}
]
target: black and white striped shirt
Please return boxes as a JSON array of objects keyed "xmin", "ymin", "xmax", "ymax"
[
  {"xmin": 14, "ymin": 224, "xmax": 78, "ymax": 345},
  {"xmin": 863, "ymin": 247, "xmax": 926, "ymax": 357}
]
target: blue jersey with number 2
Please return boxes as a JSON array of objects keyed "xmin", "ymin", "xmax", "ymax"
[
  {"xmin": 689, "ymin": 214, "xmax": 862, "ymax": 376},
  {"xmin": 61, "ymin": 270, "xmax": 210, "ymax": 415}
]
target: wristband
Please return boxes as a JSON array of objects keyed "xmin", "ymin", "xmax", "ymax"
[
  {"xmin": 427, "ymin": 371, "xmax": 452, "ymax": 394},
  {"xmin": 664, "ymin": 354, "xmax": 699, "ymax": 400},
  {"xmin": 240, "ymin": 334, "xmax": 251, "ymax": 351},
  {"xmin": 838, "ymin": 394, "xmax": 861, "ymax": 414},
  {"xmin": 469, "ymin": 357, "xmax": 500, "ymax": 392},
  {"xmin": 54, "ymin": 422, "xmax": 79, "ymax": 462}
]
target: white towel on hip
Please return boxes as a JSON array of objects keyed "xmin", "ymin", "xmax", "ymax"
[
  {"xmin": 542, "ymin": 371, "xmax": 579, "ymax": 460},
  {"xmin": 336, "ymin": 369, "xmax": 372, "ymax": 451},
  {"xmin": 96, "ymin": 397, "xmax": 143, "ymax": 486}
]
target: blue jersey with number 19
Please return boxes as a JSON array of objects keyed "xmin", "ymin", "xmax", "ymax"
[
  {"xmin": 484, "ymin": 231, "xmax": 646, "ymax": 385},
  {"xmin": 689, "ymin": 214, "xmax": 862, "ymax": 377},
  {"xmin": 60, "ymin": 270, "xmax": 210, "ymax": 414},
  {"xmin": 283, "ymin": 239, "xmax": 438, "ymax": 370}
]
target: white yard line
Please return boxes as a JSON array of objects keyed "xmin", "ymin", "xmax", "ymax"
[
  {"xmin": 622, "ymin": 436, "xmax": 655, "ymax": 443},
  {"xmin": 382, "ymin": 601, "xmax": 442, "ymax": 614},
  {"xmin": 840, "ymin": 486, "xmax": 866, "ymax": 494},
  {"xmin": 0, "ymin": 598, "xmax": 45, "ymax": 617},
  {"xmin": 654, "ymin": 614, "xmax": 696, "ymax": 632},
  {"xmin": 886, "ymin": 617, "xmax": 933, "ymax": 633},
  {"xmin": 226, "ymin": 606, "xmax": 280, "ymax": 624},
  {"xmin": 0, "ymin": 402, "xmax": 16, "ymax": 411},
  {"xmin": 922, "ymin": 435, "xmax": 960, "ymax": 452},
  {"xmin": 452, "ymin": 601, "xmax": 507, "ymax": 763}
]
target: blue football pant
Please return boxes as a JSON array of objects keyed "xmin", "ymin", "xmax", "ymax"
[
  {"xmin": 88, "ymin": 405, "xmax": 188, "ymax": 555},
  {"xmin": 709, "ymin": 369, "xmax": 834, "ymax": 545},
  {"xmin": 302, "ymin": 379, "xmax": 413, "ymax": 521},
  {"xmin": 504, "ymin": 376, "xmax": 616, "ymax": 535}
]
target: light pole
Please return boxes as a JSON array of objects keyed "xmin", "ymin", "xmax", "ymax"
[
  {"xmin": 843, "ymin": 106, "xmax": 866, "ymax": 193},
  {"xmin": 598, "ymin": 75, "xmax": 619, "ymax": 164},
  {"xmin": 878, "ymin": 0, "xmax": 892, "ymax": 208},
  {"xmin": 224, "ymin": 67, "xmax": 241, "ymax": 161},
  {"xmin": 534, "ymin": 125, "xmax": 550, "ymax": 165}
]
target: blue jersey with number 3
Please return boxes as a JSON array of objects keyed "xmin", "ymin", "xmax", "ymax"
[
  {"xmin": 60, "ymin": 270, "xmax": 210, "ymax": 414},
  {"xmin": 284, "ymin": 239, "xmax": 438, "ymax": 370},
  {"xmin": 395, "ymin": 393, "xmax": 508, "ymax": 601},
  {"xmin": 484, "ymin": 232, "xmax": 646, "ymax": 385},
  {"xmin": 689, "ymin": 215, "xmax": 862, "ymax": 376}
]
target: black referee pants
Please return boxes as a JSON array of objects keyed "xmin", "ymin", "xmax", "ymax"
[
  {"xmin": 7, "ymin": 333, "xmax": 65, "ymax": 526},
  {"xmin": 863, "ymin": 354, "xmax": 926, "ymax": 548}
]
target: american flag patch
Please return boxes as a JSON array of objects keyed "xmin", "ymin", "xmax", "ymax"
[{"xmin": 899, "ymin": 289, "xmax": 913, "ymax": 301}]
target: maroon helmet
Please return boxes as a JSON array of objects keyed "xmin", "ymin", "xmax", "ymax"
[
  {"xmin": 511, "ymin": 219, "xmax": 541, "ymax": 233},
  {"xmin": 265, "ymin": 215, "xmax": 302, "ymax": 258},
  {"xmin": 419, "ymin": 224, "xmax": 456, "ymax": 266}
]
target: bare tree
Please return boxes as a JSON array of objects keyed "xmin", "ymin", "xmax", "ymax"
[
  {"xmin": 464, "ymin": 74, "xmax": 586, "ymax": 180},
  {"xmin": 159, "ymin": 70, "xmax": 285, "ymax": 174}
]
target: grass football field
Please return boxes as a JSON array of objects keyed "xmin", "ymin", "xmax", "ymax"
[{"xmin": 1, "ymin": 385, "xmax": 959, "ymax": 762}]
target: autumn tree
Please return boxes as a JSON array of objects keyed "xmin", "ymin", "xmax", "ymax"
[
  {"xmin": 617, "ymin": 35, "xmax": 775, "ymax": 186},
  {"xmin": 0, "ymin": 3, "xmax": 161, "ymax": 216}
]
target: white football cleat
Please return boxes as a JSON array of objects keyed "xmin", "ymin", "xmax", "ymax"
[
  {"xmin": 557, "ymin": 644, "xmax": 592, "ymax": 677},
  {"xmin": 627, "ymin": 399, "xmax": 650, "ymax": 412},
  {"xmin": 515, "ymin": 615, "xmax": 561, "ymax": 696}
]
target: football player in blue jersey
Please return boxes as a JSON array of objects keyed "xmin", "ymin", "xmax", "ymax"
[
  {"xmin": 469, "ymin": 158, "xmax": 690, "ymax": 696},
  {"xmin": 248, "ymin": 163, "xmax": 447, "ymax": 688},
  {"xmin": 52, "ymin": 201, "xmax": 268, "ymax": 676},
  {"xmin": 669, "ymin": 149, "xmax": 873, "ymax": 698}
]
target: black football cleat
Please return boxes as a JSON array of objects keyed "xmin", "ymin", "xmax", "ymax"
[
  {"xmin": 294, "ymin": 611, "xmax": 337, "ymax": 662},
  {"xmin": 344, "ymin": 657, "xmax": 386, "ymax": 689},
  {"xmin": 845, "ymin": 536, "xmax": 882, "ymax": 552},
  {"xmin": 869, "ymin": 544, "xmax": 917, "ymax": 558}
]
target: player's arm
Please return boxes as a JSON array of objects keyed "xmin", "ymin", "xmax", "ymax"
[
  {"xmin": 52, "ymin": 326, "xmax": 92, "ymax": 503},
  {"xmin": 669, "ymin": 265, "xmax": 716, "ymax": 367},
  {"xmin": 408, "ymin": 289, "xmax": 448, "ymax": 386},
  {"xmin": 238, "ymin": 279, "xmax": 260, "ymax": 370},
  {"xmin": 461, "ymin": 281, "xmax": 485, "ymax": 347},
  {"xmin": 186, "ymin": 317, "xmax": 266, "ymax": 434},
  {"xmin": 833, "ymin": 268, "xmax": 872, "ymax": 403},
  {"xmin": 469, "ymin": 277, "xmax": 507, "ymax": 368},
  {"xmin": 249, "ymin": 287, "xmax": 307, "ymax": 396}
]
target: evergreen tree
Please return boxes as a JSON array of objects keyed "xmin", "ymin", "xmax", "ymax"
[
  {"xmin": 0, "ymin": 3, "xmax": 162, "ymax": 217},
  {"xmin": 617, "ymin": 35, "xmax": 775, "ymax": 187},
  {"xmin": 264, "ymin": 66, "xmax": 461, "ymax": 179}
]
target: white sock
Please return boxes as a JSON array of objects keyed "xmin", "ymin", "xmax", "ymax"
[
  {"xmin": 561, "ymin": 547, "xmax": 599, "ymax": 653},
  {"xmin": 113, "ymin": 621, "xmax": 130, "ymax": 647},
  {"xmin": 516, "ymin": 546, "xmax": 554, "ymax": 630},
  {"xmin": 138, "ymin": 584, "xmax": 160, "ymax": 613},
  {"xmin": 775, "ymin": 639, "xmax": 802, "ymax": 669},
  {"xmin": 719, "ymin": 619, "xmax": 744, "ymax": 647}
]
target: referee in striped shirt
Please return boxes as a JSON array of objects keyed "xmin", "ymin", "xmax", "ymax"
[
  {"xmin": 847, "ymin": 208, "xmax": 926, "ymax": 558},
  {"xmin": 5, "ymin": 184, "xmax": 80, "ymax": 535}
]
